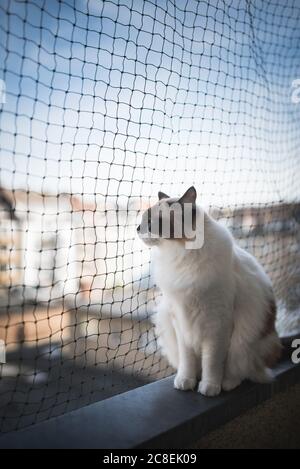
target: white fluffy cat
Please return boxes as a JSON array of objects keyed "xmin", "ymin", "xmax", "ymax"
[{"xmin": 137, "ymin": 186, "xmax": 281, "ymax": 396}]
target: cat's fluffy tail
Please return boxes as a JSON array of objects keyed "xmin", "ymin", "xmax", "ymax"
[{"xmin": 248, "ymin": 331, "xmax": 282, "ymax": 383}]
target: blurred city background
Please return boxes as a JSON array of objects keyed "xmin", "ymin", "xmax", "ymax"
[{"xmin": 0, "ymin": 0, "xmax": 300, "ymax": 433}]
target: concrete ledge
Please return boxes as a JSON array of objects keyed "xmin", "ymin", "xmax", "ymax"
[{"xmin": 0, "ymin": 349, "xmax": 299, "ymax": 448}]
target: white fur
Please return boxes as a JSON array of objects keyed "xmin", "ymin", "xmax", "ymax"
[{"xmin": 150, "ymin": 205, "xmax": 281, "ymax": 397}]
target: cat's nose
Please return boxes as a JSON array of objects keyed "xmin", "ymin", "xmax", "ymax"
[{"xmin": 137, "ymin": 225, "xmax": 140, "ymax": 232}]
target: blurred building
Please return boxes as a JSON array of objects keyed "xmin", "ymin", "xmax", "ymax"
[
  {"xmin": 0, "ymin": 188, "xmax": 21, "ymax": 293},
  {"xmin": 214, "ymin": 203, "xmax": 300, "ymax": 238},
  {"xmin": 0, "ymin": 188, "xmax": 156, "ymax": 368},
  {"xmin": 0, "ymin": 189, "xmax": 152, "ymax": 310}
]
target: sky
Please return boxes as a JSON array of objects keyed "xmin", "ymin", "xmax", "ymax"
[{"xmin": 0, "ymin": 0, "xmax": 300, "ymax": 207}]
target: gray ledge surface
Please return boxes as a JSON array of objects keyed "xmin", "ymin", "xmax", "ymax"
[{"xmin": 0, "ymin": 352, "xmax": 299, "ymax": 449}]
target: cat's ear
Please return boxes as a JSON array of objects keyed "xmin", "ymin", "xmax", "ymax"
[
  {"xmin": 158, "ymin": 191, "xmax": 170, "ymax": 200},
  {"xmin": 179, "ymin": 186, "xmax": 197, "ymax": 204}
]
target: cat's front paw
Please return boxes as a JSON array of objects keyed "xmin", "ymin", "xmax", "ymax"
[
  {"xmin": 174, "ymin": 374, "xmax": 197, "ymax": 391},
  {"xmin": 198, "ymin": 380, "xmax": 221, "ymax": 397}
]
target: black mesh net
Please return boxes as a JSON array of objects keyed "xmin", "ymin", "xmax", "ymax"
[{"xmin": 0, "ymin": 0, "xmax": 300, "ymax": 433}]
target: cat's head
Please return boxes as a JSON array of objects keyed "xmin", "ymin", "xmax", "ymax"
[{"xmin": 137, "ymin": 186, "xmax": 203, "ymax": 249}]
